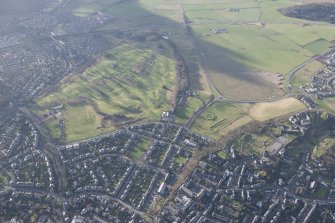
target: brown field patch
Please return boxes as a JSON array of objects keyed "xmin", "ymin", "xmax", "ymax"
[{"xmin": 249, "ymin": 97, "xmax": 306, "ymax": 121}]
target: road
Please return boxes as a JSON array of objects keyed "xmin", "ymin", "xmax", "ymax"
[
  {"xmin": 287, "ymin": 56, "xmax": 317, "ymax": 89},
  {"xmin": 184, "ymin": 97, "xmax": 215, "ymax": 129},
  {"xmin": 177, "ymin": 0, "xmax": 315, "ymax": 130},
  {"xmin": 12, "ymin": 184, "xmax": 146, "ymax": 216},
  {"xmin": 184, "ymin": 91, "xmax": 304, "ymax": 129}
]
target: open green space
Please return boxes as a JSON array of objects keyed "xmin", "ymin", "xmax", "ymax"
[
  {"xmin": 175, "ymin": 97, "xmax": 203, "ymax": 124},
  {"xmin": 67, "ymin": 0, "xmax": 335, "ymax": 101},
  {"xmin": 33, "ymin": 0, "xmax": 335, "ymax": 143},
  {"xmin": 64, "ymin": 0, "xmax": 121, "ymax": 16},
  {"xmin": 182, "ymin": 0, "xmax": 335, "ymax": 99},
  {"xmin": 291, "ymin": 60, "xmax": 325, "ymax": 87},
  {"xmin": 64, "ymin": 105, "xmax": 106, "ymax": 142},
  {"xmin": 174, "ymin": 156, "xmax": 188, "ymax": 165},
  {"xmin": 192, "ymin": 102, "xmax": 252, "ymax": 140},
  {"xmin": 317, "ymin": 98, "xmax": 335, "ymax": 114},
  {"xmin": 44, "ymin": 118, "xmax": 62, "ymax": 140},
  {"xmin": 54, "ymin": 0, "xmax": 208, "ymax": 100},
  {"xmin": 304, "ymin": 39, "xmax": 332, "ymax": 55},
  {"xmin": 192, "ymin": 97, "xmax": 307, "ymax": 140},
  {"xmin": 312, "ymin": 137, "xmax": 335, "ymax": 159},
  {"xmin": 34, "ymin": 41, "xmax": 177, "ymax": 142},
  {"xmin": 216, "ymin": 150, "xmax": 228, "ymax": 159},
  {"xmin": 0, "ymin": 172, "xmax": 7, "ymax": 185},
  {"xmin": 311, "ymin": 188, "xmax": 328, "ymax": 199},
  {"xmin": 130, "ymin": 138, "xmax": 152, "ymax": 160}
]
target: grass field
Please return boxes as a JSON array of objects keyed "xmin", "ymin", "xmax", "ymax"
[
  {"xmin": 192, "ymin": 97, "xmax": 306, "ymax": 140},
  {"xmin": 175, "ymin": 97, "xmax": 203, "ymax": 124},
  {"xmin": 217, "ymin": 150, "xmax": 228, "ymax": 159},
  {"xmin": 33, "ymin": 0, "xmax": 335, "ymax": 143},
  {"xmin": 44, "ymin": 118, "xmax": 61, "ymax": 140},
  {"xmin": 0, "ymin": 170, "xmax": 7, "ymax": 185},
  {"xmin": 182, "ymin": 0, "xmax": 335, "ymax": 99},
  {"xmin": 192, "ymin": 102, "xmax": 252, "ymax": 140},
  {"xmin": 64, "ymin": 105, "xmax": 106, "ymax": 142},
  {"xmin": 34, "ymin": 41, "xmax": 177, "ymax": 142},
  {"xmin": 304, "ymin": 39, "xmax": 332, "ymax": 55},
  {"xmin": 174, "ymin": 156, "xmax": 188, "ymax": 165},
  {"xmin": 291, "ymin": 60, "xmax": 325, "ymax": 87},
  {"xmin": 322, "ymin": 98, "xmax": 335, "ymax": 114},
  {"xmin": 65, "ymin": 0, "xmax": 335, "ymax": 102},
  {"xmin": 130, "ymin": 138, "xmax": 152, "ymax": 160},
  {"xmin": 98, "ymin": 0, "xmax": 213, "ymax": 98},
  {"xmin": 249, "ymin": 97, "xmax": 306, "ymax": 121},
  {"xmin": 312, "ymin": 137, "xmax": 335, "ymax": 159}
]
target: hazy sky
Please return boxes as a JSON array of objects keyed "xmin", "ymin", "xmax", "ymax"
[{"xmin": 0, "ymin": 0, "xmax": 46, "ymax": 15}]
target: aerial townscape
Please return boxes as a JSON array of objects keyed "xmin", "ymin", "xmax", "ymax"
[{"xmin": 0, "ymin": 0, "xmax": 335, "ymax": 222}]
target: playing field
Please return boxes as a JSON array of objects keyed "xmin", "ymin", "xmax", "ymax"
[
  {"xmin": 32, "ymin": 0, "xmax": 333, "ymax": 142},
  {"xmin": 34, "ymin": 41, "xmax": 177, "ymax": 142}
]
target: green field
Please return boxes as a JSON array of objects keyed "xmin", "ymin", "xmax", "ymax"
[
  {"xmin": 312, "ymin": 137, "xmax": 335, "ymax": 159},
  {"xmin": 64, "ymin": 0, "xmax": 335, "ymax": 101},
  {"xmin": 192, "ymin": 102, "xmax": 252, "ymax": 140},
  {"xmin": 182, "ymin": 0, "xmax": 335, "ymax": 99},
  {"xmin": 32, "ymin": 0, "xmax": 335, "ymax": 142},
  {"xmin": 291, "ymin": 60, "xmax": 325, "ymax": 87},
  {"xmin": 217, "ymin": 150, "xmax": 228, "ymax": 159},
  {"xmin": 192, "ymin": 97, "xmax": 306, "ymax": 140},
  {"xmin": 175, "ymin": 97, "xmax": 203, "ymax": 124},
  {"xmin": 34, "ymin": 41, "xmax": 177, "ymax": 142},
  {"xmin": 63, "ymin": 0, "xmax": 121, "ymax": 16},
  {"xmin": 304, "ymin": 39, "xmax": 332, "ymax": 55},
  {"xmin": 174, "ymin": 156, "xmax": 188, "ymax": 165},
  {"xmin": 0, "ymin": 172, "xmax": 7, "ymax": 185},
  {"xmin": 35, "ymin": 105, "xmax": 106, "ymax": 142},
  {"xmin": 130, "ymin": 138, "xmax": 152, "ymax": 160}
]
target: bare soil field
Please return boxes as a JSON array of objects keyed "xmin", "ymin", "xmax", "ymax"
[{"xmin": 249, "ymin": 97, "xmax": 306, "ymax": 121}]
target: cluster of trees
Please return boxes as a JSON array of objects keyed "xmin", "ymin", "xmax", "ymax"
[
  {"xmin": 172, "ymin": 54, "xmax": 189, "ymax": 109},
  {"xmin": 281, "ymin": 3, "xmax": 335, "ymax": 24},
  {"xmin": 163, "ymin": 39, "xmax": 190, "ymax": 110}
]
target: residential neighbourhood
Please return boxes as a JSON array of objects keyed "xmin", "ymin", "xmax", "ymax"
[
  {"xmin": 0, "ymin": 0, "xmax": 335, "ymax": 222},
  {"xmin": 1, "ymin": 106, "xmax": 335, "ymax": 222},
  {"xmin": 301, "ymin": 51, "xmax": 335, "ymax": 99}
]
